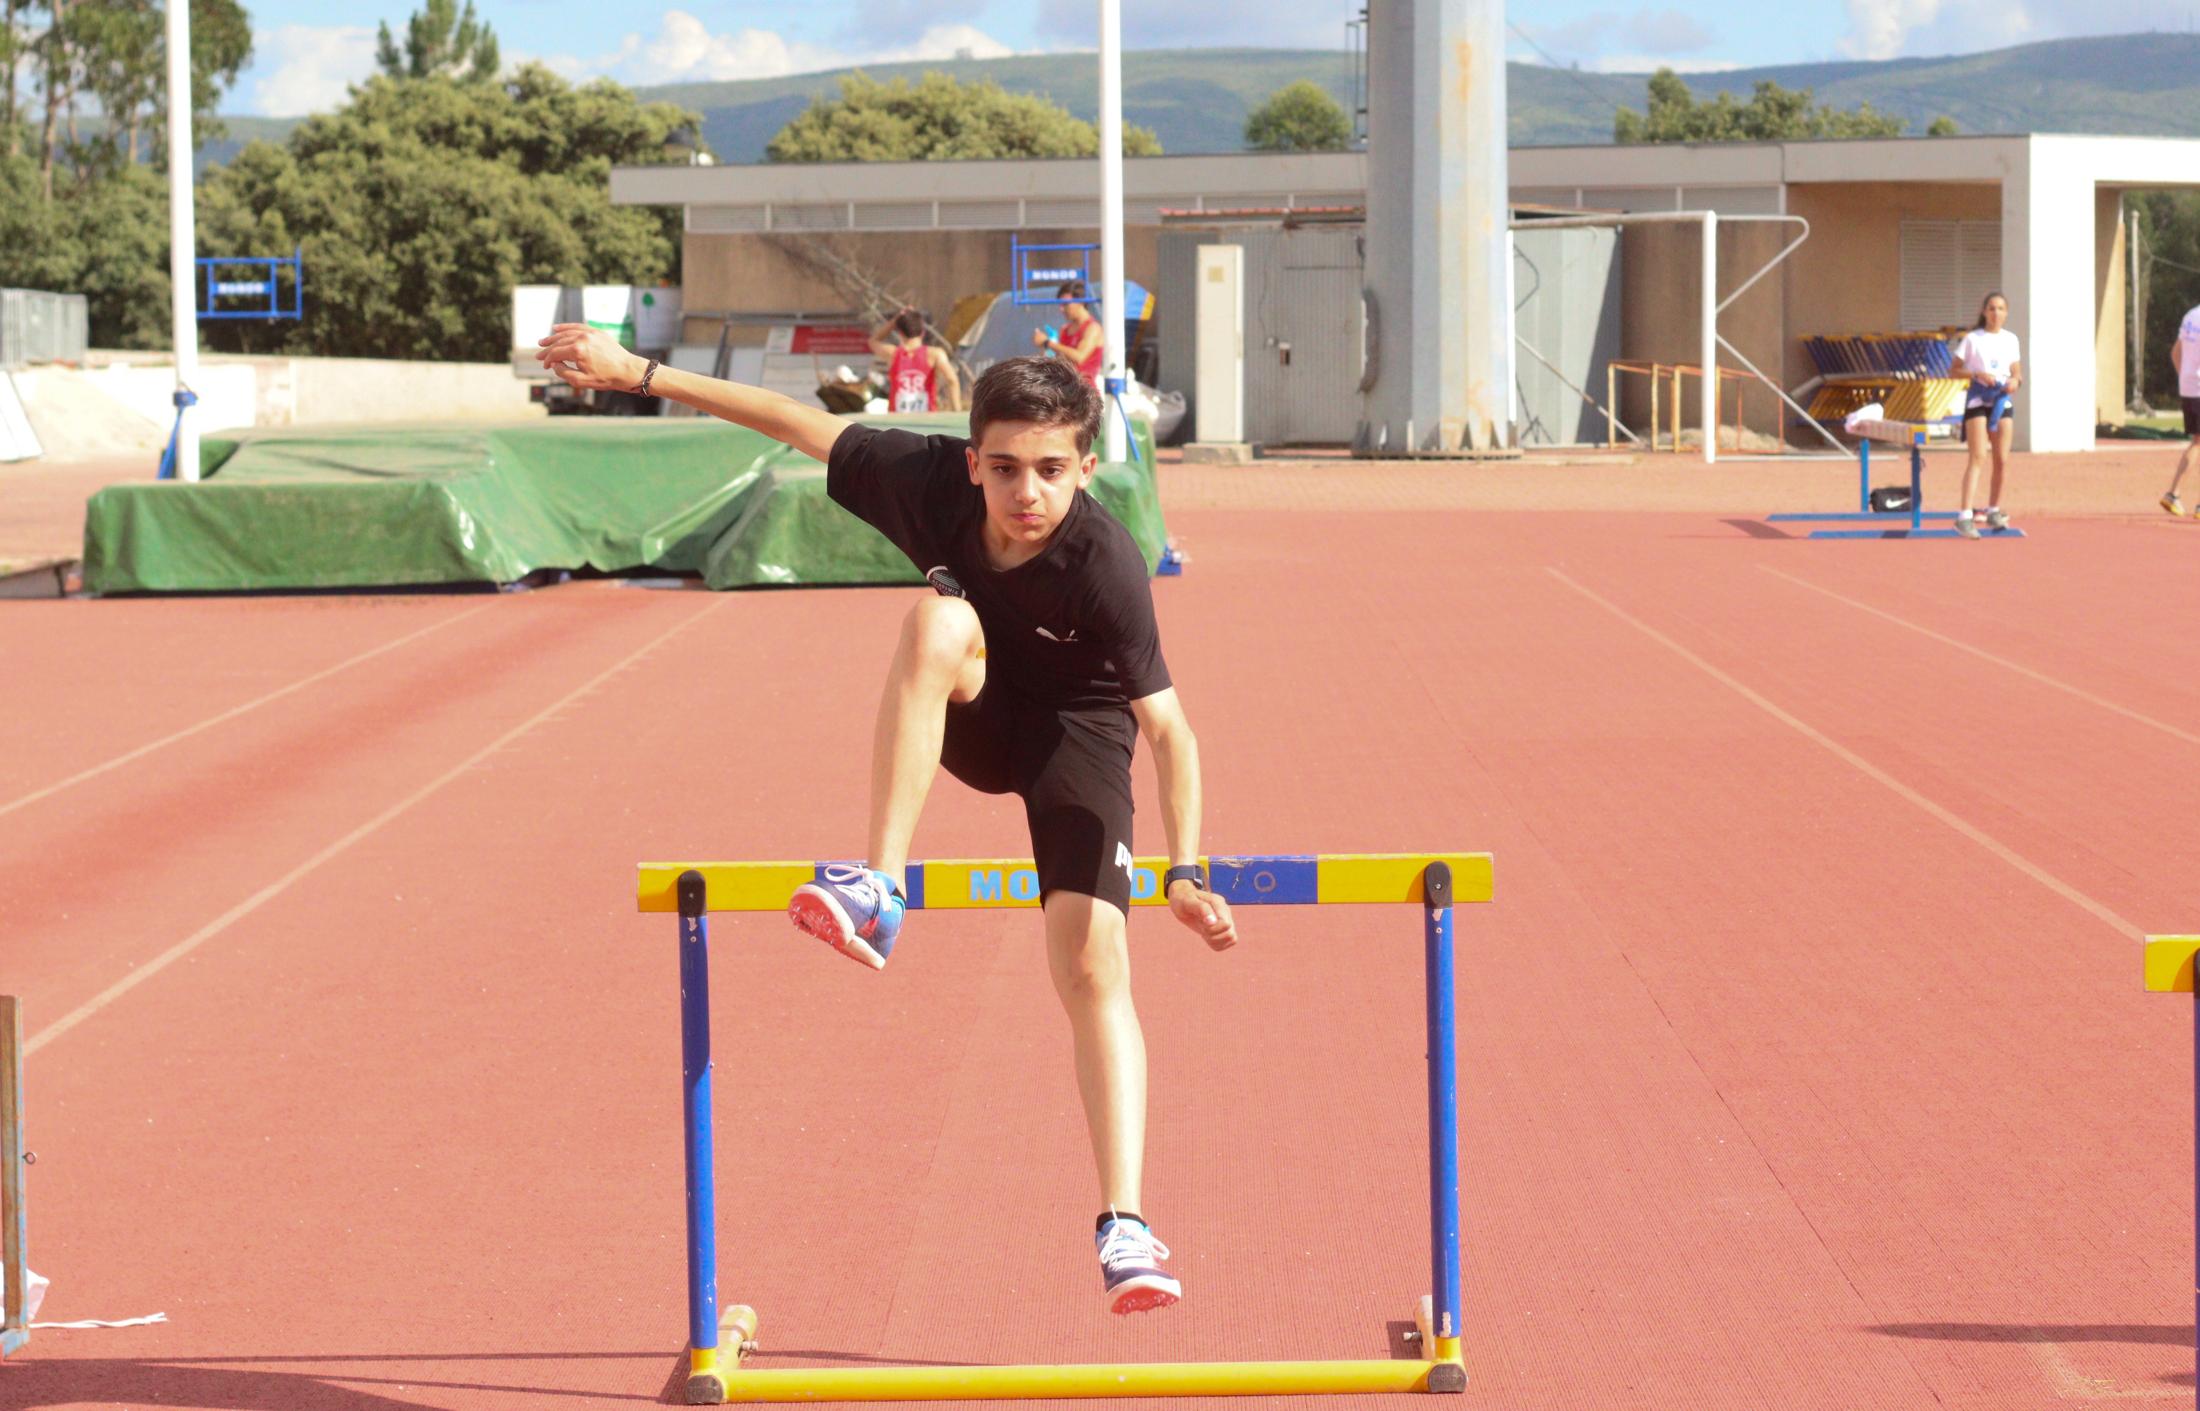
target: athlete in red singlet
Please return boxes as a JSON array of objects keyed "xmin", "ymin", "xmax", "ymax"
[
  {"xmin": 1032, "ymin": 279, "xmax": 1106, "ymax": 388},
  {"xmin": 888, "ymin": 341, "xmax": 935, "ymax": 412},
  {"xmin": 869, "ymin": 308, "xmax": 964, "ymax": 415}
]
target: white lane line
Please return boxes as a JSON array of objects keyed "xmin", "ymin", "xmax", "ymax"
[
  {"xmin": 1760, "ymin": 565, "xmax": 2200, "ymax": 750},
  {"xmin": 27, "ymin": 596, "xmax": 727, "ymax": 1057},
  {"xmin": 0, "ymin": 604, "xmax": 493, "ymax": 821},
  {"xmin": 1547, "ymin": 566, "xmax": 2143, "ymax": 941}
]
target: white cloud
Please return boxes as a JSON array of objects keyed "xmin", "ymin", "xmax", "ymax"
[
  {"xmin": 250, "ymin": 24, "xmax": 379, "ymax": 117},
  {"xmin": 1621, "ymin": 9, "xmax": 1714, "ymax": 54},
  {"xmin": 1839, "ymin": 0, "xmax": 1944, "ymax": 59},
  {"xmin": 1839, "ymin": 0, "xmax": 2049, "ymax": 59},
  {"xmin": 531, "ymin": 11, "xmax": 1017, "ymax": 87}
]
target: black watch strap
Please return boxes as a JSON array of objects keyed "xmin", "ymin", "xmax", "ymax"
[{"xmin": 1163, "ymin": 863, "xmax": 1206, "ymax": 895}]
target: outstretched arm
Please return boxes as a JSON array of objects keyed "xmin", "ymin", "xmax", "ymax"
[
  {"xmin": 1129, "ymin": 687, "xmax": 1236, "ymax": 950},
  {"xmin": 537, "ymin": 323, "xmax": 848, "ymax": 465}
]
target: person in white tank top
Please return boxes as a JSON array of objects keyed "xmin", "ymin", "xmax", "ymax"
[
  {"xmin": 1948, "ymin": 291, "xmax": 2022, "ymax": 538},
  {"xmin": 2161, "ymin": 304, "xmax": 2200, "ymax": 516}
]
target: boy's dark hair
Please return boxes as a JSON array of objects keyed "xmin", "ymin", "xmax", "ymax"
[
  {"xmin": 892, "ymin": 308, "xmax": 925, "ymax": 340},
  {"xmin": 969, "ymin": 355, "xmax": 1104, "ymax": 455},
  {"xmin": 1056, "ymin": 279, "xmax": 1091, "ymax": 304}
]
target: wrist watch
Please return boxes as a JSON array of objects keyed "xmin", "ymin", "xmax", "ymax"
[{"xmin": 1163, "ymin": 863, "xmax": 1206, "ymax": 895}]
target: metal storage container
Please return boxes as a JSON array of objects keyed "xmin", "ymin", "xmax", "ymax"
[{"xmin": 0, "ymin": 289, "xmax": 89, "ymax": 369}]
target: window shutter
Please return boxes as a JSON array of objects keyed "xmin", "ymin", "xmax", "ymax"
[{"xmin": 1901, "ymin": 219, "xmax": 2002, "ymax": 331}]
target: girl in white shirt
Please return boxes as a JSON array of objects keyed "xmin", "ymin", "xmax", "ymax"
[{"xmin": 1949, "ymin": 291, "xmax": 2022, "ymax": 538}]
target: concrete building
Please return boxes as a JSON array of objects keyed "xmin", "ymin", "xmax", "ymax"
[{"xmin": 612, "ymin": 133, "xmax": 2200, "ymax": 452}]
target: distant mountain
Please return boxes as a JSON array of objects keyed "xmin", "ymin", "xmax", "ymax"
[{"xmin": 197, "ymin": 32, "xmax": 2200, "ymax": 167}]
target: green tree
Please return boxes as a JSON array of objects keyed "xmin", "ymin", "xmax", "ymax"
[
  {"xmin": 0, "ymin": 0, "xmax": 248, "ymax": 346},
  {"xmin": 4, "ymin": 1, "xmax": 247, "ymax": 193},
  {"xmin": 2132, "ymin": 192, "xmax": 2200, "ymax": 405},
  {"xmin": 1614, "ymin": 68, "xmax": 1906, "ymax": 143},
  {"xmin": 70, "ymin": 0, "xmax": 251, "ymax": 172},
  {"xmin": 1243, "ymin": 79, "xmax": 1350, "ymax": 152},
  {"xmin": 767, "ymin": 71, "xmax": 1162, "ymax": 162},
  {"xmin": 0, "ymin": 150, "xmax": 174, "ymax": 345},
  {"xmin": 196, "ymin": 64, "xmax": 698, "ymax": 361},
  {"xmin": 2, "ymin": 0, "xmax": 28, "ymax": 156},
  {"xmin": 376, "ymin": 0, "xmax": 499, "ymax": 82},
  {"xmin": 1926, "ymin": 115, "xmax": 1960, "ymax": 136}
]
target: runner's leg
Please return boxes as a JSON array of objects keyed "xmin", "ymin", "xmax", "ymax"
[
  {"xmin": 1044, "ymin": 891, "xmax": 1145, "ymax": 1213},
  {"xmin": 868, "ymin": 594, "xmax": 985, "ymax": 880}
]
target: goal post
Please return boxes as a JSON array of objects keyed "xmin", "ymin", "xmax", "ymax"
[{"xmin": 1508, "ymin": 209, "xmax": 1847, "ymax": 463}]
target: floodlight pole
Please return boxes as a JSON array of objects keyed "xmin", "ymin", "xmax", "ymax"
[
  {"xmin": 165, "ymin": 0, "xmax": 200, "ymax": 482},
  {"xmin": 1098, "ymin": 0, "xmax": 1127, "ymax": 464}
]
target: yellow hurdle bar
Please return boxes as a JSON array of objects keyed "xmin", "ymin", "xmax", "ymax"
[
  {"xmin": 705, "ymin": 1358, "xmax": 1455, "ymax": 1402},
  {"xmin": 639, "ymin": 853, "xmax": 1493, "ymax": 914},
  {"xmin": 2146, "ymin": 936, "xmax": 2200, "ymax": 992}
]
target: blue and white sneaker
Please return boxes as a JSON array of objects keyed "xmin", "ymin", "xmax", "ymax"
[
  {"xmin": 1097, "ymin": 1216, "xmax": 1180, "ymax": 1315},
  {"xmin": 788, "ymin": 865, "xmax": 904, "ymax": 970}
]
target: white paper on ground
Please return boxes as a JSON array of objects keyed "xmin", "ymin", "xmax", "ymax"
[
  {"xmin": 12, "ymin": 1266, "xmax": 169, "ymax": 1330},
  {"xmin": 33, "ymin": 1312, "xmax": 169, "ymax": 1330}
]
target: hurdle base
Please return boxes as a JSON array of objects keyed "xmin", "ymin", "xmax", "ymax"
[
  {"xmin": 1, "ymin": 1328, "xmax": 25, "ymax": 1359},
  {"xmin": 1766, "ymin": 511, "xmax": 1960, "ymax": 522},
  {"xmin": 686, "ymin": 1305, "xmax": 761, "ymax": 1404},
  {"xmin": 1806, "ymin": 526, "xmax": 2026, "ymax": 540},
  {"xmin": 686, "ymin": 1301, "xmax": 1465, "ymax": 1402}
]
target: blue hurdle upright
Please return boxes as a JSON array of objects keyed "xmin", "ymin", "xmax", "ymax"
[
  {"xmin": 1767, "ymin": 419, "xmax": 2024, "ymax": 540},
  {"xmin": 636, "ymin": 853, "xmax": 1491, "ymax": 1402}
]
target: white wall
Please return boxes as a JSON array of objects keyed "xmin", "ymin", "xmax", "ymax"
[
  {"xmin": 2008, "ymin": 136, "xmax": 2200, "ymax": 452},
  {"xmin": 85, "ymin": 355, "xmax": 537, "ymax": 433}
]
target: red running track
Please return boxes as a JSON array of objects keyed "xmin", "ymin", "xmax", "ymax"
[{"xmin": 1, "ymin": 506, "xmax": 2197, "ymax": 1409}]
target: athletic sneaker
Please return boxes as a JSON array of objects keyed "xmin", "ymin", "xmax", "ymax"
[
  {"xmin": 2165, "ymin": 493, "xmax": 2188, "ymax": 518},
  {"xmin": 1097, "ymin": 1216, "xmax": 1181, "ymax": 1315},
  {"xmin": 1954, "ymin": 511, "xmax": 1981, "ymax": 540},
  {"xmin": 1984, "ymin": 508, "xmax": 2010, "ymax": 531},
  {"xmin": 788, "ymin": 866, "xmax": 904, "ymax": 969}
]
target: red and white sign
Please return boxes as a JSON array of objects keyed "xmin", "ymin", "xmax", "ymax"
[{"xmin": 764, "ymin": 324, "xmax": 874, "ymax": 356}]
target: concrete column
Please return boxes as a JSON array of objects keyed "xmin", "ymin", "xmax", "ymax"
[
  {"xmin": 2095, "ymin": 187, "xmax": 2126, "ymax": 422},
  {"xmin": 1355, "ymin": 0, "xmax": 1512, "ymax": 457},
  {"xmin": 2002, "ymin": 137, "xmax": 2098, "ymax": 453}
]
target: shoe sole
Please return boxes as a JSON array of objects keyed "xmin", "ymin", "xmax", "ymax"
[
  {"xmin": 788, "ymin": 888, "xmax": 886, "ymax": 970},
  {"xmin": 2166, "ymin": 501, "xmax": 2188, "ymax": 518},
  {"xmin": 1107, "ymin": 1276, "xmax": 1181, "ymax": 1315}
]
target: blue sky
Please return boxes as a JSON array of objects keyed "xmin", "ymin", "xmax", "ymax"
[{"xmin": 238, "ymin": 1, "xmax": 2189, "ymax": 116}]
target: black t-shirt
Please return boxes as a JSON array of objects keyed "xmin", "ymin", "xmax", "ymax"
[{"xmin": 827, "ymin": 424, "xmax": 1171, "ymax": 713}]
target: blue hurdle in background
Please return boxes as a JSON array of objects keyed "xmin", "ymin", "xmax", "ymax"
[
  {"xmin": 1767, "ymin": 419, "xmax": 2024, "ymax": 540},
  {"xmin": 637, "ymin": 853, "xmax": 1491, "ymax": 1402}
]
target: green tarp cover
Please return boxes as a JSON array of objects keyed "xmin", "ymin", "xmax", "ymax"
[{"xmin": 82, "ymin": 413, "xmax": 1162, "ymax": 594}]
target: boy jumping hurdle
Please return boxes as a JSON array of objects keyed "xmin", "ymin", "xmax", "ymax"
[{"xmin": 537, "ymin": 325, "xmax": 1236, "ymax": 1315}]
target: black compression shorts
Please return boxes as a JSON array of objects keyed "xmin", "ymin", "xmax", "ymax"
[{"xmin": 940, "ymin": 687, "xmax": 1137, "ymax": 915}]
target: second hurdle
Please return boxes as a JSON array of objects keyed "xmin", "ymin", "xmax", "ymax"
[
  {"xmin": 636, "ymin": 852, "xmax": 1492, "ymax": 1403},
  {"xmin": 1767, "ymin": 418, "xmax": 2026, "ymax": 540}
]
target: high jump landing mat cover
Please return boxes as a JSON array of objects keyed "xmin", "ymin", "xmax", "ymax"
[{"xmin": 79, "ymin": 413, "xmax": 1161, "ymax": 594}]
